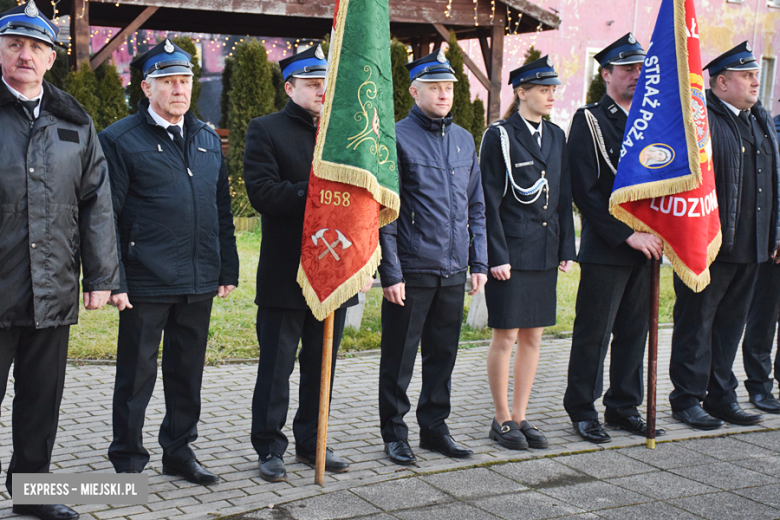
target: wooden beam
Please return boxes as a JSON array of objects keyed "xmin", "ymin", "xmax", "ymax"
[
  {"xmin": 487, "ymin": 22, "xmax": 504, "ymax": 123},
  {"xmin": 70, "ymin": 0, "xmax": 90, "ymax": 69},
  {"xmin": 432, "ymin": 23, "xmax": 490, "ymax": 91},
  {"xmin": 478, "ymin": 34, "xmax": 491, "ymax": 77},
  {"xmin": 90, "ymin": 6, "xmax": 159, "ymax": 70}
]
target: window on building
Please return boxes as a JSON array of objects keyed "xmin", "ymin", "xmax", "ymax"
[
  {"xmin": 582, "ymin": 49, "xmax": 601, "ymax": 105},
  {"xmin": 760, "ymin": 57, "xmax": 776, "ymax": 108},
  {"xmin": 768, "ymin": 0, "xmax": 780, "ymax": 8}
]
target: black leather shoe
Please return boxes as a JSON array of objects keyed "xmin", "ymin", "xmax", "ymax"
[
  {"xmin": 750, "ymin": 394, "xmax": 780, "ymax": 414},
  {"xmin": 295, "ymin": 447, "xmax": 350, "ymax": 473},
  {"xmin": 259, "ymin": 453, "xmax": 286, "ymax": 482},
  {"xmin": 420, "ymin": 434, "xmax": 473, "ymax": 458},
  {"xmin": 572, "ymin": 420, "xmax": 611, "ymax": 444},
  {"xmin": 703, "ymin": 402, "xmax": 763, "ymax": 425},
  {"xmin": 672, "ymin": 404, "xmax": 724, "ymax": 430},
  {"xmin": 13, "ymin": 504, "xmax": 79, "ymax": 520},
  {"xmin": 520, "ymin": 420, "xmax": 549, "ymax": 448},
  {"xmin": 605, "ymin": 415, "xmax": 666, "ymax": 437},
  {"xmin": 384, "ymin": 439, "xmax": 416, "ymax": 465},
  {"xmin": 162, "ymin": 458, "xmax": 219, "ymax": 485},
  {"xmin": 118, "ymin": 469, "xmax": 141, "ymax": 473},
  {"xmin": 489, "ymin": 419, "xmax": 527, "ymax": 450}
]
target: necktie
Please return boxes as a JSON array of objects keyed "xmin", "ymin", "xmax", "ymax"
[
  {"xmin": 19, "ymin": 98, "xmax": 38, "ymax": 120},
  {"xmin": 167, "ymin": 125, "xmax": 185, "ymax": 154},
  {"xmin": 738, "ymin": 110, "xmax": 750, "ymax": 124},
  {"xmin": 533, "ymin": 130, "xmax": 542, "ymax": 149}
]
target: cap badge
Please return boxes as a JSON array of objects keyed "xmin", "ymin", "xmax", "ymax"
[
  {"xmin": 164, "ymin": 39, "xmax": 174, "ymax": 54},
  {"xmin": 745, "ymin": 41, "xmax": 752, "ymax": 52},
  {"xmin": 315, "ymin": 44, "xmax": 325, "ymax": 60},
  {"xmin": 24, "ymin": 1, "xmax": 39, "ymax": 18},
  {"xmin": 628, "ymin": 33, "xmax": 636, "ymax": 44},
  {"xmin": 437, "ymin": 48, "xmax": 447, "ymax": 63},
  {"xmin": 546, "ymin": 57, "xmax": 552, "ymax": 67}
]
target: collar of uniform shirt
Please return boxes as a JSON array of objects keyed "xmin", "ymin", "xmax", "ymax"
[
  {"xmin": 719, "ymin": 98, "xmax": 743, "ymax": 117},
  {"xmin": 147, "ymin": 104, "xmax": 184, "ymax": 140},
  {"xmin": 2, "ymin": 77, "xmax": 43, "ymax": 118},
  {"xmin": 521, "ymin": 116, "xmax": 542, "ymax": 139}
]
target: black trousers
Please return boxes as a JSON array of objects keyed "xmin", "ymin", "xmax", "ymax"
[
  {"xmin": 670, "ymin": 261, "xmax": 759, "ymax": 411},
  {"xmin": 378, "ymin": 284, "xmax": 464, "ymax": 442},
  {"xmin": 741, "ymin": 261, "xmax": 780, "ymax": 396},
  {"xmin": 251, "ymin": 306, "xmax": 347, "ymax": 457},
  {"xmin": 0, "ymin": 326, "xmax": 69, "ymax": 493},
  {"xmin": 563, "ymin": 263, "xmax": 649, "ymax": 422},
  {"xmin": 108, "ymin": 299, "xmax": 213, "ymax": 472}
]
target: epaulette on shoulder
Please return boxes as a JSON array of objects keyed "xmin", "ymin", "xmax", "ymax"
[
  {"xmin": 490, "ymin": 119, "xmax": 507, "ymax": 126},
  {"xmin": 576, "ymin": 102, "xmax": 599, "ymax": 113},
  {"xmin": 544, "ymin": 118, "xmax": 562, "ymax": 130}
]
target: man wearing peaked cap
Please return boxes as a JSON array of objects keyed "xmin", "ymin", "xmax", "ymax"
[
  {"xmin": 0, "ymin": 2, "xmax": 119, "ymax": 519},
  {"xmin": 244, "ymin": 43, "xmax": 360, "ymax": 482},
  {"xmin": 669, "ymin": 41, "xmax": 780, "ymax": 429},
  {"xmin": 377, "ymin": 47, "xmax": 487, "ymax": 465},
  {"xmin": 100, "ymin": 38, "xmax": 239, "ymax": 485},
  {"xmin": 563, "ymin": 33, "xmax": 666, "ymax": 444}
]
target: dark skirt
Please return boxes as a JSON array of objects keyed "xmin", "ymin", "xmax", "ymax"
[{"xmin": 485, "ymin": 267, "xmax": 558, "ymax": 329}]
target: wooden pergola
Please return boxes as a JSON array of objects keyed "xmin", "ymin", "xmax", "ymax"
[{"xmin": 45, "ymin": 0, "xmax": 560, "ymax": 122}]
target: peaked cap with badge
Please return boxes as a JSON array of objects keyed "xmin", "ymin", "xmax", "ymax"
[
  {"xmin": 704, "ymin": 41, "xmax": 759, "ymax": 77},
  {"xmin": 595, "ymin": 33, "xmax": 646, "ymax": 67},
  {"xmin": 0, "ymin": 0, "xmax": 58, "ymax": 47},
  {"xmin": 508, "ymin": 55, "xmax": 562, "ymax": 88},
  {"xmin": 130, "ymin": 38, "xmax": 193, "ymax": 78},
  {"xmin": 279, "ymin": 44, "xmax": 328, "ymax": 82},
  {"xmin": 405, "ymin": 47, "xmax": 458, "ymax": 82}
]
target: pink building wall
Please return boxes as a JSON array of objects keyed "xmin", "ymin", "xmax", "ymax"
[{"xmin": 461, "ymin": 0, "xmax": 780, "ymax": 128}]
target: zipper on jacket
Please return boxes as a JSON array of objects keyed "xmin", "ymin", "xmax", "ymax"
[
  {"xmin": 442, "ymin": 124, "xmax": 454, "ymax": 277},
  {"xmin": 184, "ymin": 127, "xmax": 202, "ymax": 292}
]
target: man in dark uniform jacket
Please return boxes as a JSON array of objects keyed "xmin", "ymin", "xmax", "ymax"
[
  {"xmin": 0, "ymin": 3, "xmax": 119, "ymax": 518},
  {"xmin": 738, "ymin": 109, "xmax": 780, "ymax": 414},
  {"xmin": 563, "ymin": 34, "xmax": 665, "ymax": 444},
  {"xmin": 101, "ymin": 39, "xmax": 239, "ymax": 484},
  {"xmin": 670, "ymin": 42, "xmax": 780, "ymax": 429},
  {"xmin": 244, "ymin": 45, "xmax": 365, "ymax": 482},
  {"xmin": 378, "ymin": 49, "xmax": 488, "ymax": 465}
]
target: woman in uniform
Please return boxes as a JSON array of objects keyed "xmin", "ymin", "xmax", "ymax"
[{"xmin": 479, "ymin": 56, "xmax": 576, "ymax": 450}]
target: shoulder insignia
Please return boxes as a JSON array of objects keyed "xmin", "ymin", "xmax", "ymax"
[{"xmin": 608, "ymin": 104, "xmax": 619, "ymax": 114}]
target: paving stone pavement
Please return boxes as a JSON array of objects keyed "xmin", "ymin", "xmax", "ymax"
[{"xmin": 0, "ymin": 326, "xmax": 779, "ymax": 520}]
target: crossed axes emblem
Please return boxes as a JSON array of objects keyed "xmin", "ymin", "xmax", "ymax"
[{"xmin": 311, "ymin": 228, "xmax": 352, "ymax": 261}]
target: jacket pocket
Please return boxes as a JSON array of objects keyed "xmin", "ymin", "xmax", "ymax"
[
  {"xmin": 125, "ymin": 218, "xmax": 179, "ymax": 285},
  {"xmin": 128, "ymin": 149, "xmax": 177, "ymax": 190}
]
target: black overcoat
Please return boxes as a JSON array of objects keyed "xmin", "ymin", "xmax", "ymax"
[
  {"xmin": 244, "ymin": 100, "xmax": 356, "ymax": 309},
  {"xmin": 567, "ymin": 94, "xmax": 648, "ymax": 266},
  {"xmin": 480, "ymin": 112, "xmax": 576, "ymax": 270}
]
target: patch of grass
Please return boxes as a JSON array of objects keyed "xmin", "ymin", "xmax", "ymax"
[{"xmin": 68, "ymin": 230, "xmax": 678, "ymax": 361}]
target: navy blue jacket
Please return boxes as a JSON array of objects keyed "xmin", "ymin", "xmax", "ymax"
[
  {"xmin": 99, "ymin": 100, "xmax": 239, "ymax": 297},
  {"xmin": 379, "ymin": 105, "xmax": 488, "ymax": 287}
]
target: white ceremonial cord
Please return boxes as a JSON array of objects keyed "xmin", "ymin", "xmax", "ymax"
[
  {"xmin": 584, "ymin": 109, "xmax": 617, "ymax": 178},
  {"xmin": 497, "ymin": 125, "xmax": 549, "ymax": 205}
]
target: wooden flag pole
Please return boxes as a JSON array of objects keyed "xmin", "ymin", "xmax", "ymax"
[
  {"xmin": 646, "ymin": 258, "xmax": 661, "ymax": 449},
  {"xmin": 315, "ymin": 311, "xmax": 335, "ymax": 484}
]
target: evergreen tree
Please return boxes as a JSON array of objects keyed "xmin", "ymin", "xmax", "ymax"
[
  {"xmin": 227, "ymin": 40, "xmax": 276, "ymax": 217},
  {"xmin": 43, "ymin": 46, "xmax": 68, "ymax": 89},
  {"xmin": 586, "ymin": 67, "xmax": 607, "ymax": 104},
  {"xmin": 471, "ymin": 95, "xmax": 485, "ymax": 150},
  {"xmin": 523, "ymin": 45, "xmax": 541, "ymax": 65},
  {"xmin": 0, "ymin": 0, "xmax": 16, "ymax": 12},
  {"xmin": 172, "ymin": 36, "xmax": 202, "ymax": 118},
  {"xmin": 320, "ymin": 33, "xmax": 330, "ymax": 58},
  {"xmin": 390, "ymin": 39, "xmax": 413, "ymax": 122},
  {"xmin": 219, "ymin": 56, "xmax": 234, "ymax": 129},
  {"xmin": 126, "ymin": 65, "xmax": 145, "ymax": 114},
  {"xmin": 97, "ymin": 63, "xmax": 129, "ymax": 131},
  {"xmin": 64, "ymin": 61, "xmax": 100, "ymax": 126},
  {"xmin": 445, "ymin": 31, "xmax": 473, "ymax": 136},
  {"xmin": 270, "ymin": 61, "xmax": 288, "ymax": 112}
]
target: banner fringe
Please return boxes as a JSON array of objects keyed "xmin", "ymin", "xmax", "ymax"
[
  {"xmin": 610, "ymin": 173, "xmax": 700, "ymax": 206},
  {"xmin": 611, "ymin": 204, "xmax": 722, "ymax": 293},
  {"xmin": 297, "ymin": 244, "xmax": 382, "ymax": 321},
  {"xmin": 314, "ymin": 160, "xmax": 400, "ymax": 226}
]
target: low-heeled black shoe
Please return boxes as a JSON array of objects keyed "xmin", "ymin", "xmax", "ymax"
[
  {"xmin": 489, "ymin": 419, "xmax": 527, "ymax": 450},
  {"xmin": 572, "ymin": 420, "xmax": 611, "ymax": 444},
  {"xmin": 259, "ymin": 453, "xmax": 286, "ymax": 482},
  {"xmin": 703, "ymin": 402, "xmax": 763, "ymax": 425},
  {"xmin": 295, "ymin": 447, "xmax": 350, "ymax": 473},
  {"xmin": 13, "ymin": 504, "xmax": 79, "ymax": 520},
  {"xmin": 520, "ymin": 420, "xmax": 549, "ymax": 449},
  {"xmin": 384, "ymin": 439, "xmax": 416, "ymax": 465},
  {"xmin": 672, "ymin": 404, "xmax": 724, "ymax": 430},
  {"xmin": 420, "ymin": 434, "xmax": 473, "ymax": 458},
  {"xmin": 162, "ymin": 458, "xmax": 219, "ymax": 485},
  {"xmin": 750, "ymin": 394, "xmax": 780, "ymax": 414},
  {"xmin": 605, "ymin": 414, "xmax": 666, "ymax": 436}
]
